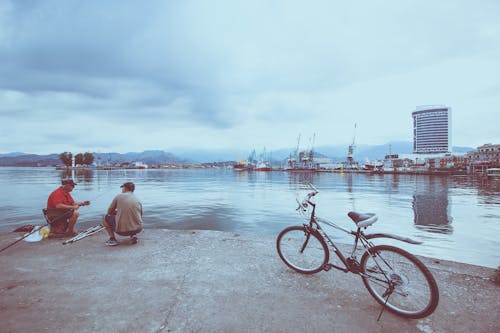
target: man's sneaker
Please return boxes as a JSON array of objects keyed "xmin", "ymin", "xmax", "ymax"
[
  {"xmin": 105, "ymin": 238, "xmax": 118, "ymax": 246},
  {"xmin": 130, "ymin": 236, "xmax": 138, "ymax": 245}
]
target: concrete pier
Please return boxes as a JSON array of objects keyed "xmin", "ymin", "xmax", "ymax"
[{"xmin": 0, "ymin": 229, "xmax": 498, "ymax": 333}]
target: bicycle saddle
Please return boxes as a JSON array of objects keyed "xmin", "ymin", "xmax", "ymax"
[{"xmin": 347, "ymin": 212, "xmax": 378, "ymax": 228}]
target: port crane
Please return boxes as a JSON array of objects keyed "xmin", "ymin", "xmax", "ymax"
[{"xmin": 347, "ymin": 123, "xmax": 357, "ymax": 165}]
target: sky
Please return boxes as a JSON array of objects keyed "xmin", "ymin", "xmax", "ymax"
[{"xmin": 0, "ymin": 0, "xmax": 499, "ymax": 155}]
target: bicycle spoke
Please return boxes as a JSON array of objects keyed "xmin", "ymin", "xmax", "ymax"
[
  {"xmin": 360, "ymin": 245, "xmax": 439, "ymax": 319},
  {"xmin": 277, "ymin": 186, "xmax": 438, "ymax": 320},
  {"xmin": 277, "ymin": 226, "xmax": 329, "ymax": 274}
]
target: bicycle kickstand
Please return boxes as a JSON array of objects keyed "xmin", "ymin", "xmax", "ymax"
[{"xmin": 376, "ymin": 294, "xmax": 391, "ymax": 321}]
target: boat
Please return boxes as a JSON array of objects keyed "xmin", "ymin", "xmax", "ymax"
[
  {"xmin": 233, "ymin": 150, "xmax": 258, "ymax": 171},
  {"xmin": 254, "ymin": 148, "xmax": 272, "ymax": 171},
  {"xmin": 129, "ymin": 161, "xmax": 148, "ymax": 169},
  {"xmin": 381, "ymin": 154, "xmax": 400, "ymax": 172},
  {"xmin": 233, "ymin": 160, "xmax": 252, "ymax": 171},
  {"xmin": 254, "ymin": 161, "xmax": 272, "ymax": 171},
  {"xmin": 363, "ymin": 160, "xmax": 383, "ymax": 171}
]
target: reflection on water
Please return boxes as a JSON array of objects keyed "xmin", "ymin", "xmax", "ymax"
[
  {"xmin": 0, "ymin": 167, "xmax": 498, "ymax": 267},
  {"xmin": 287, "ymin": 171, "xmax": 318, "ymax": 186},
  {"xmin": 413, "ymin": 176, "xmax": 453, "ymax": 234},
  {"xmin": 61, "ymin": 168, "xmax": 94, "ymax": 182}
]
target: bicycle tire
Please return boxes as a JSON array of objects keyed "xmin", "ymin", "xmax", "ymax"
[
  {"xmin": 360, "ymin": 245, "xmax": 439, "ymax": 319},
  {"xmin": 276, "ymin": 225, "xmax": 329, "ymax": 274}
]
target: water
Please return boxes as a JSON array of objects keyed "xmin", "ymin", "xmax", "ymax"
[{"xmin": 0, "ymin": 167, "xmax": 498, "ymax": 268}]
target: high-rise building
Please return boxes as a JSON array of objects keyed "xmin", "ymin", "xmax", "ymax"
[{"xmin": 412, "ymin": 105, "xmax": 451, "ymax": 154}]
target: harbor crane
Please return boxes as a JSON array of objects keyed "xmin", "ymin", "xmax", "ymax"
[{"xmin": 347, "ymin": 123, "xmax": 357, "ymax": 165}]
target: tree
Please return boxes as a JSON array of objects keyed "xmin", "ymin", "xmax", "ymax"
[
  {"xmin": 59, "ymin": 152, "xmax": 72, "ymax": 167},
  {"xmin": 83, "ymin": 152, "xmax": 95, "ymax": 166},
  {"xmin": 74, "ymin": 153, "xmax": 84, "ymax": 166}
]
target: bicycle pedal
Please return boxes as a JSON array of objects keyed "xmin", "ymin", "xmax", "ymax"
[{"xmin": 322, "ymin": 264, "xmax": 333, "ymax": 271}]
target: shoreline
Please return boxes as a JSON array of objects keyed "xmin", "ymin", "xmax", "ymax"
[
  {"xmin": 2, "ymin": 165, "xmax": 495, "ymax": 177},
  {"xmin": 1, "ymin": 228, "xmax": 498, "ymax": 271},
  {"xmin": 0, "ymin": 229, "xmax": 498, "ymax": 332},
  {"xmin": 1, "ymin": 227, "xmax": 498, "ymax": 270}
]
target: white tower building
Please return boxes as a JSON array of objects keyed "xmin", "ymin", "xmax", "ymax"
[{"xmin": 412, "ymin": 105, "xmax": 451, "ymax": 154}]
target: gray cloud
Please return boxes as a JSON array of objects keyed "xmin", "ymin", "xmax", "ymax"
[{"xmin": 0, "ymin": 0, "xmax": 499, "ymax": 154}]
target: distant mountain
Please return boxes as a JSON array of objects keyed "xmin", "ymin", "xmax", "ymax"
[
  {"xmin": 0, "ymin": 143, "xmax": 476, "ymax": 166},
  {"xmin": 349, "ymin": 141, "xmax": 414, "ymax": 161},
  {"xmin": 272, "ymin": 141, "xmax": 474, "ymax": 162},
  {"xmin": 168, "ymin": 148, "xmax": 251, "ymax": 163},
  {"xmin": 0, "ymin": 151, "xmax": 190, "ymax": 167},
  {"xmin": 0, "ymin": 154, "xmax": 60, "ymax": 167},
  {"xmin": 264, "ymin": 141, "xmax": 412, "ymax": 162},
  {"xmin": 452, "ymin": 146, "xmax": 475, "ymax": 153},
  {"xmin": 94, "ymin": 150, "xmax": 193, "ymax": 166},
  {"xmin": 273, "ymin": 141, "xmax": 414, "ymax": 162},
  {"xmin": 0, "ymin": 152, "xmax": 27, "ymax": 157}
]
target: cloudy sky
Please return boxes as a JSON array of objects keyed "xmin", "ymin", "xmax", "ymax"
[{"xmin": 0, "ymin": 0, "xmax": 499, "ymax": 155}]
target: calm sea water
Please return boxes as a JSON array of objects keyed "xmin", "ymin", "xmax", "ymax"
[{"xmin": 0, "ymin": 167, "xmax": 498, "ymax": 268}]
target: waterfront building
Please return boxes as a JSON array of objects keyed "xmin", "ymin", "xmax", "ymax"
[
  {"xmin": 412, "ymin": 105, "xmax": 451, "ymax": 154},
  {"xmin": 466, "ymin": 143, "xmax": 500, "ymax": 175},
  {"xmin": 467, "ymin": 143, "xmax": 500, "ymax": 165}
]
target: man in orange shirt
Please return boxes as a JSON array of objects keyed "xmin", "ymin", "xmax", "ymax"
[{"xmin": 46, "ymin": 179, "xmax": 89, "ymax": 237}]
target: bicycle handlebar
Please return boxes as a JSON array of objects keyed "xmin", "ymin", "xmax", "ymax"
[
  {"xmin": 296, "ymin": 183, "xmax": 319, "ymax": 212},
  {"xmin": 305, "ymin": 183, "xmax": 318, "ymax": 200}
]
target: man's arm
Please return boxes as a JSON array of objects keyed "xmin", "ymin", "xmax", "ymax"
[
  {"xmin": 107, "ymin": 197, "xmax": 118, "ymax": 215},
  {"xmin": 50, "ymin": 191, "xmax": 79, "ymax": 210},
  {"xmin": 55, "ymin": 202, "xmax": 79, "ymax": 210},
  {"xmin": 74, "ymin": 200, "xmax": 91, "ymax": 207}
]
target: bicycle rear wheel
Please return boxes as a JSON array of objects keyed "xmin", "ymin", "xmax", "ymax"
[
  {"xmin": 360, "ymin": 245, "xmax": 439, "ymax": 319},
  {"xmin": 276, "ymin": 226, "xmax": 329, "ymax": 274}
]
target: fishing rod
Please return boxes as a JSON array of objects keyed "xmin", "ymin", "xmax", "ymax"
[
  {"xmin": 0, "ymin": 209, "xmax": 74, "ymax": 253},
  {"xmin": 59, "ymin": 187, "xmax": 118, "ymax": 245},
  {"xmin": 0, "ymin": 226, "xmax": 47, "ymax": 253},
  {"xmin": 87, "ymin": 186, "xmax": 116, "ymax": 202},
  {"xmin": 1, "ymin": 185, "xmax": 123, "ymax": 252},
  {"xmin": 60, "ymin": 185, "xmax": 135, "ymax": 245}
]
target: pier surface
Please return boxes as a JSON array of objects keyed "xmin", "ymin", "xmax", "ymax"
[{"xmin": 0, "ymin": 229, "xmax": 498, "ymax": 333}]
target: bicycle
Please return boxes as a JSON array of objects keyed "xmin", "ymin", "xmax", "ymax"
[{"xmin": 276, "ymin": 184, "xmax": 439, "ymax": 319}]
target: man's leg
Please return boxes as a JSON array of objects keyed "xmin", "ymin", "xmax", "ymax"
[
  {"xmin": 103, "ymin": 215, "xmax": 119, "ymax": 246},
  {"xmin": 66, "ymin": 210, "xmax": 80, "ymax": 235},
  {"xmin": 103, "ymin": 214, "xmax": 116, "ymax": 239},
  {"xmin": 46, "ymin": 209, "xmax": 74, "ymax": 236}
]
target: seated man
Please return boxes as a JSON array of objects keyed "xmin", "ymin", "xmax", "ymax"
[
  {"xmin": 103, "ymin": 182, "xmax": 143, "ymax": 246},
  {"xmin": 46, "ymin": 179, "xmax": 90, "ymax": 237}
]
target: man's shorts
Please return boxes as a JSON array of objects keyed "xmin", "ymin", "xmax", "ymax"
[
  {"xmin": 104, "ymin": 214, "xmax": 142, "ymax": 236},
  {"xmin": 104, "ymin": 214, "xmax": 117, "ymax": 231},
  {"xmin": 46, "ymin": 208, "xmax": 74, "ymax": 234}
]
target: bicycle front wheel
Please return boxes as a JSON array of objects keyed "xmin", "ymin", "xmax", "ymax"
[
  {"xmin": 360, "ymin": 245, "xmax": 439, "ymax": 319},
  {"xmin": 276, "ymin": 226, "xmax": 329, "ymax": 274}
]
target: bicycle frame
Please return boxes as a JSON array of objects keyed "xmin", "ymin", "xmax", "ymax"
[
  {"xmin": 299, "ymin": 193, "xmax": 419, "ymax": 278},
  {"xmin": 283, "ymin": 185, "xmax": 439, "ymax": 320},
  {"xmin": 301, "ymin": 198, "xmax": 364, "ymax": 274}
]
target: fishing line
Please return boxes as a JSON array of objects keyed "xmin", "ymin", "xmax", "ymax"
[{"xmin": 86, "ymin": 187, "xmax": 116, "ymax": 202}]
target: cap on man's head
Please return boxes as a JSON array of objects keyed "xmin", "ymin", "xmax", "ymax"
[
  {"xmin": 61, "ymin": 179, "xmax": 77, "ymax": 186},
  {"xmin": 120, "ymin": 182, "xmax": 135, "ymax": 192}
]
